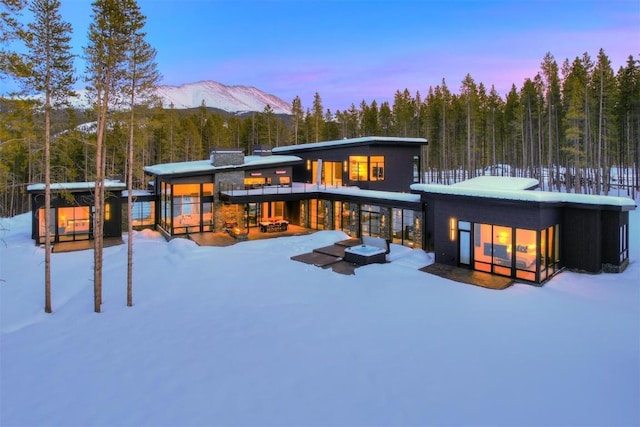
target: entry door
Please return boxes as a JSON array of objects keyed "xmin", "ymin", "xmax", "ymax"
[{"xmin": 458, "ymin": 221, "xmax": 471, "ymax": 266}]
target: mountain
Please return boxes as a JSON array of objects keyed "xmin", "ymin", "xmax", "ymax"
[
  {"xmin": 155, "ymin": 81, "xmax": 291, "ymax": 114},
  {"xmin": 22, "ymin": 80, "xmax": 291, "ymax": 115}
]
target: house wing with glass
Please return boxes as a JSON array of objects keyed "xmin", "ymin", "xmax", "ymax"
[
  {"xmin": 272, "ymin": 136, "xmax": 427, "ymax": 192},
  {"xmin": 143, "ymin": 148, "xmax": 303, "ymax": 238},
  {"xmin": 412, "ymin": 176, "xmax": 636, "ymax": 284},
  {"xmin": 27, "ymin": 180, "xmax": 126, "ymax": 244}
]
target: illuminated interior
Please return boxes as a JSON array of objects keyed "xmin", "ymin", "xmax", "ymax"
[
  {"xmin": 37, "ymin": 208, "xmax": 55, "ymax": 243},
  {"xmin": 38, "ymin": 206, "xmax": 91, "ymax": 243},
  {"xmin": 310, "ymin": 161, "xmax": 342, "ymax": 186},
  {"xmin": 349, "ymin": 156, "xmax": 368, "ymax": 181},
  {"xmin": 160, "ymin": 182, "xmax": 214, "ymax": 235},
  {"xmin": 369, "ymin": 156, "xmax": 384, "ymax": 181},
  {"xmin": 391, "ymin": 208, "xmax": 417, "ymax": 247},
  {"xmin": 469, "ymin": 222, "xmax": 559, "ymax": 282},
  {"xmin": 348, "ymin": 156, "xmax": 385, "ymax": 182},
  {"xmin": 244, "ymin": 177, "xmax": 266, "ymax": 188}
]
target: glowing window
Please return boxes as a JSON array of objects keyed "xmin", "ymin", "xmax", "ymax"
[
  {"xmin": 514, "ymin": 228, "xmax": 537, "ymax": 271},
  {"xmin": 349, "ymin": 156, "xmax": 368, "ymax": 181},
  {"xmin": 202, "ymin": 183, "xmax": 214, "ymax": 196},
  {"xmin": 370, "ymin": 156, "xmax": 384, "ymax": 181}
]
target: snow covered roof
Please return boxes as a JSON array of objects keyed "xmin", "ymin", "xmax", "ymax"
[
  {"xmin": 122, "ymin": 190, "xmax": 154, "ymax": 197},
  {"xmin": 144, "ymin": 155, "xmax": 302, "ymax": 176},
  {"xmin": 411, "ymin": 176, "xmax": 637, "ymax": 209},
  {"xmin": 317, "ymin": 184, "xmax": 420, "ymax": 203},
  {"xmin": 27, "ymin": 179, "xmax": 126, "ymax": 193},
  {"xmin": 271, "ymin": 136, "xmax": 427, "ymax": 153},
  {"xmin": 223, "ymin": 182, "xmax": 421, "ymax": 204}
]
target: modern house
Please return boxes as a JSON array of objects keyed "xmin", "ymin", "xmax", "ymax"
[
  {"xmin": 411, "ymin": 176, "xmax": 636, "ymax": 284},
  {"xmin": 27, "ymin": 180, "xmax": 126, "ymax": 244},
  {"xmin": 27, "ymin": 135, "xmax": 636, "ymax": 286},
  {"xmin": 143, "ymin": 137, "xmax": 427, "ymax": 247},
  {"xmin": 142, "ymin": 146, "xmax": 303, "ymax": 239}
]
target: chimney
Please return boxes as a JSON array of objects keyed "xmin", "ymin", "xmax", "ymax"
[{"xmin": 252, "ymin": 144, "xmax": 272, "ymax": 156}]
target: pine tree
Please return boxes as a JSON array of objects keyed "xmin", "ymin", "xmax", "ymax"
[
  {"xmin": 85, "ymin": 0, "xmax": 138, "ymax": 313},
  {"xmin": 540, "ymin": 52, "xmax": 562, "ymax": 190},
  {"xmin": 22, "ymin": 0, "xmax": 75, "ymax": 313},
  {"xmin": 291, "ymin": 95, "xmax": 303, "ymax": 144},
  {"xmin": 361, "ymin": 100, "xmax": 379, "ymax": 136},
  {"xmin": 311, "ymin": 92, "xmax": 324, "ymax": 142},
  {"xmin": 392, "ymin": 89, "xmax": 414, "ymax": 137},
  {"xmin": 460, "ymin": 74, "xmax": 478, "ymax": 178},
  {"xmin": 616, "ymin": 55, "xmax": 640, "ymax": 197},
  {"xmin": 378, "ymin": 101, "xmax": 392, "ymax": 137},
  {"xmin": 0, "ymin": 0, "xmax": 28, "ymax": 83},
  {"xmin": 590, "ymin": 49, "xmax": 616, "ymax": 194},
  {"xmin": 122, "ymin": 0, "xmax": 159, "ymax": 307}
]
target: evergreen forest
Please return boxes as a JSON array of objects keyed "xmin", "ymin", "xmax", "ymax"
[{"xmin": 1, "ymin": 2, "xmax": 639, "ymax": 217}]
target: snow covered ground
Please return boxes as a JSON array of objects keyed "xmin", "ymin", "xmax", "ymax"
[{"xmin": 1, "ymin": 208, "xmax": 638, "ymax": 426}]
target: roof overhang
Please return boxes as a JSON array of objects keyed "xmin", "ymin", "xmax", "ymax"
[
  {"xmin": 272, "ymin": 136, "xmax": 428, "ymax": 154},
  {"xmin": 411, "ymin": 177, "xmax": 637, "ymax": 212},
  {"xmin": 144, "ymin": 155, "xmax": 303, "ymax": 179}
]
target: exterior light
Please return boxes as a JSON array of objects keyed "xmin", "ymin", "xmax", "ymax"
[
  {"xmin": 449, "ymin": 217, "xmax": 456, "ymax": 241},
  {"xmin": 343, "ymin": 160, "xmax": 348, "ymax": 172},
  {"xmin": 306, "ymin": 160, "xmax": 311, "ymax": 171}
]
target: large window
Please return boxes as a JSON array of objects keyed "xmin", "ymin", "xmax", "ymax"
[
  {"xmin": 173, "ymin": 184, "xmax": 201, "ymax": 233},
  {"xmin": 160, "ymin": 182, "xmax": 215, "ymax": 235},
  {"xmin": 349, "ymin": 156, "xmax": 368, "ymax": 181},
  {"xmin": 37, "ymin": 208, "xmax": 55, "ymax": 244},
  {"xmin": 392, "ymin": 208, "xmax": 416, "ymax": 247},
  {"xmin": 57, "ymin": 206, "xmax": 91, "ymax": 242},
  {"xmin": 311, "ymin": 161, "xmax": 343, "ymax": 186},
  {"xmin": 514, "ymin": 228, "xmax": 537, "ymax": 281},
  {"xmin": 620, "ymin": 223, "xmax": 628, "ymax": 263},
  {"xmin": 334, "ymin": 201, "xmax": 351, "ymax": 233},
  {"xmin": 202, "ymin": 183, "xmax": 214, "ymax": 231},
  {"xmin": 472, "ymin": 222, "xmax": 559, "ymax": 282},
  {"xmin": 309, "ymin": 199, "xmax": 324, "ymax": 230},
  {"xmin": 360, "ymin": 204, "xmax": 381, "ymax": 237},
  {"xmin": 161, "ymin": 182, "xmax": 171, "ymax": 231},
  {"xmin": 412, "ymin": 155, "xmax": 421, "ymax": 183},
  {"xmin": 370, "ymin": 156, "xmax": 384, "ymax": 181},
  {"xmin": 348, "ymin": 155, "xmax": 385, "ymax": 182},
  {"xmin": 131, "ymin": 201, "xmax": 155, "ymax": 227}
]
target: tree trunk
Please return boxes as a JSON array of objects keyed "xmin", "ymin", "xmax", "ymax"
[
  {"xmin": 127, "ymin": 101, "xmax": 134, "ymax": 307},
  {"xmin": 44, "ymin": 97, "xmax": 52, "ymax": 313}
]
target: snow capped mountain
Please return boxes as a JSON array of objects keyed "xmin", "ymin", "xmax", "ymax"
[
  {"xmin": 155, "ymin": 81, "xmax": 292, "ymax": 114},
  {"xmin": 23, "ymin": 80, "xmax": 291, "ymax": 115}
]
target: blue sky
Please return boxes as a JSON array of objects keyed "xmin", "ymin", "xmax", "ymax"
[{"xmin": 11, "ymin": 0, "xmax": 640, "ymax": 112}]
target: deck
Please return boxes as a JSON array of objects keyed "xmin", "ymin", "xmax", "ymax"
[{"xmin": 420, "ymin": 263, "xmax": 514, "ymax": 290}]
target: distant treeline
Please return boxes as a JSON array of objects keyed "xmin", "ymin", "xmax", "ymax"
[{"xmin": 1, "ymin": 49, "xmax": 638, "ymax": 216}]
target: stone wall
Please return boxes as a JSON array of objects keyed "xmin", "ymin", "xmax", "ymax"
[
  {"xmin": 211, "ymin": 151, "xmax": 244, "ymax": 167},
  {"xmin": 215, "ymin": 171, "xmax": 245, "ymax": 193}
]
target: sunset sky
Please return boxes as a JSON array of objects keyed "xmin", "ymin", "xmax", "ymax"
[{"xmin": 7, "ymin": 0, "xmax": 640, "ymax": 112}]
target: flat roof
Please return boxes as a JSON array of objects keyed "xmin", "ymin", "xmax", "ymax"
[
  {"xmin": 411, "ymin": 176, "xmax": 637, "ymax": 209},
  {"xmin": 221, "ymin": 182, "xmax": 420, "ymax": 204},
  {"xmin": 27, "ymin": 179, "xmax": 126, "ymax": 193},
  {"xmin": 272, "ymin": 136, "xmax": 427, "ymax": 153},
  {"xmin": 144, "ymin": 155, "xmax": 302, "ymax": 176}
]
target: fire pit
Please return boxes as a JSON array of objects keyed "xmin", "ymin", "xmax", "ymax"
[{"xmin": 343, "ymin": 244, "xmax": 387, "ymax": 265}]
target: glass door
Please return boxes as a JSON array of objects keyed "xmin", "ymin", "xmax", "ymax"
[{"xmin": 458, "ymin": 221, "xmax": 471, "ymax": 266}]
